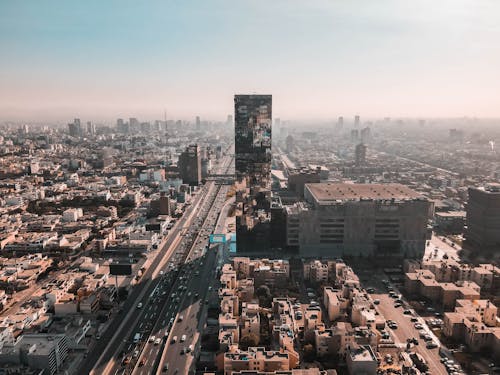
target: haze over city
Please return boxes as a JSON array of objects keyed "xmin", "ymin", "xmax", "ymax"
[
  {"xmin": 1, "ymin": 0, "xmax": 500, "ymax": 122},
  {"xmin": 1, "ymin": 2, "xmax": 500, "ymax": 375}
]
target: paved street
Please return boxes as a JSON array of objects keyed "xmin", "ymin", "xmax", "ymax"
[{"xmin": 79, "ymin": 152, "xmax": 233, "ymax": 375}]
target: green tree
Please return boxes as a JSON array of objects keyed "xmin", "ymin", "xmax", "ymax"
[{"xmin": 240, "ymin": 333, "xmax": 259, "ymax": 350}]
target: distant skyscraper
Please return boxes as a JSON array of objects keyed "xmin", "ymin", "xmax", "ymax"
[
  {"xmin": 355, "ymin": 143, "xmax": 367, "ymax": 167},
  {"xmin": 350, "ymin": 129, "xmax": 359, "ymax": 143},
  {"xmin": 226, "ymin": 115, "xmax": 233, "ymax": 125},
  {"xmin": 117, "ymin": 118, "xmax": 129, "ymax": 134},
  {"xmin": 86, "ymin": 121, "xmax": 95, "ymax": 135},
  {"xmin": 129, "ymin": 117, "xmax": 139, "ymax": 132},
  {"xmin": 178, "ymin": 144, "xmax": 202, "ymax": 186},
  {"xmin": 68, "ymin": 118, "xmax": 81, "ymax": 137},
  {"xmin": 196, "ymin": 116, "xmax": 201, "ymax": 130},
  {"xmin": 360, "ymin": 126, "xmax": 371, "ymax": 143},
  {"xmin": 234, "ymin": 94, "xmax": 272, "ymax": 253},
  {"xmin": 337, "ymin": 116, "xmax": 344, "ymax": 130},
  {"xmin": 354, "ymin": 115, "xmax": 360, "ymax": 128}
]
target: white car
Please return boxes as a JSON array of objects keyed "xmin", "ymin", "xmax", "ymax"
[{"xmin": 149, "ymin": 336, "xmax": 156, "ymax": 343}]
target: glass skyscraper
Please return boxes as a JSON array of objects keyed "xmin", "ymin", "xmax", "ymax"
[{"xmin": 234, "ymin": 94, "xmax": 272, "ymax": 253}]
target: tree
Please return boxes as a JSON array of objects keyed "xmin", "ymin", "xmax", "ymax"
[{"xmin": 240, "ymin": 333, "xmax": 259, "ymax": 350}]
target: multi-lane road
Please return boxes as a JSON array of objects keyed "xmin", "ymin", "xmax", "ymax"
[
  {"xmin": 79, "ymin": 151, "xmax": 233, "ymax": 375},
  {"xmin": 154, "ymin": 185, "xmax": 230, "ymax": 374}
]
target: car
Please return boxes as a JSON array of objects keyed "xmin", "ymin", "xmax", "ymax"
[
  {"xmin": 424, "ymin": 334, "xmax": 433, "ymax": 341},
  {"xmin": 178, "ymin": 315, "xmax": 184, "ymax": 322},
  {"xmin": 394, "ymin": 303, "xmax": 402, "ymax": 308},
  {"xmin": 155, "ymin": 338, "xmax": 161, "ymax": 345},
  {"xmin": 95, "ymin": 333, "xmax": 101, "ymax": 340},
  {"xmin": 181, "ymin": 334, "xmax": 186, "ymax": 342},
  {"xmin": 410, "ymin": 317, "xmax": 419, "ymax": 322},
  {"xmin": 137, "ymin": 302, "xmax": 143, "ymax": 309},
  {"xmin": 171, "ymin": 336, "xmax": 177, "ymax": 343},
  {"xmin": 414, "ymin": 323, "xmax": 423, "ymax": 329},
  {"xmin": 162, "ymin": 363, "xmax": 169, "ymax": 372},
  {"xmin": 426, "ymin": 341, "xmax": 438, "ymax": 349},
  {"xmin": 403, "ymin": 309, "xmax": 412, "ymax": 314},
  {"xmin": 373, "ymin": 299, "xmax": 380, "ymax": 305},
  {"xmin": 149, "ymin": 336, "xmax": 156, "ymax": 343},
  {"xmin": 133, "ymin": 350, "xmax": 139, "ymax": 358}
]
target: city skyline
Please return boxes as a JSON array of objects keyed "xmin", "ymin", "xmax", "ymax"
[{"xmin": 1, "ymin": 0, "xmax": 500, "ymax": 122}]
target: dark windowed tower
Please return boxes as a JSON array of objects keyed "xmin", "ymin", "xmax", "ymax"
[
  {"xmin": 234, "ymin": 94, "xmax": 272, "ymax": 253},
  {"xmin": 178, "ymin": 144, "xmax": 202, "ymax": 186}
]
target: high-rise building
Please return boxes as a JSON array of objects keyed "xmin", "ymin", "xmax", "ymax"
[
  {"xmin": 234, "ymin": 94, "xmax": 272, "ymax": 253},
  {"xmin": 354, "ymin": 115, "xmax": 360, "ymax": 128},
  {"xmin": 350, "ymin": 129, "xmax": 359, "ymax": 143},
  {"xmin": 196, "ymin": 116, "xmax": 201, "ymax": 130},
  {"xmin": 355, "ymin": 143, "xmax": 367, "ymax": 167},
  {"xmin": 226, "ymin": 115, "xmax": 233, "ymax": 126},
  {"xmin": 178, "ymin": 144, "xmax": 202, "ymax": 186},
  {"xmin": 68, "ymin": 119, "xmax": 81, "ymax": 137},
  {"xmin": 129, "ymin": 117, "xmax": 139, "ymax": 132},
  {"xmin": 86, "ymin": 121, "xmax": 96, "ymax": 135},
  {"xmin": 466, "ymin": 184, "xmax": 500, "ymax": 255},
  {"xmin": 360, "ymin": 126, "xmax": 371, "ymax": 143},
  {"xmin": 337, "ymin": 116, "xmax": 344, "ymax": 130}
]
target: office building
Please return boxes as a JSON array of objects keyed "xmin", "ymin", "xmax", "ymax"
[
  {"xmin": 234, "ymin": 94, "xmax": 272, "ymax": 252},
  {"xmin": 116, "ymin": 118, "xmax": 129, "ymax": 133},
  {"xmin": 285, "ymin": 183, "xmax": 432, "ymax": 258},
  {"xmin": 337, "ymin": 116, "xmax": 344, "ymax": 130},
  {"xmin": 354, "ymin": 115, "xmax": 360, "ymax": 128},
  {"xmin": 196, "ymin": 116, "xmax": 201, "ymax": 130},
  {"xmin": 178, "ymin": 144, "xmax": 202, "ymax": 186},
  {"xmin": 67, "ymin": 119, "xmax": 81, "ymax": 137},
  {"xmin": 466, "ymin": 184, "xmax": 500, "ymax": 255},
  {"xmin": 360, "ymin": 126, "xmax": 371, "ymax": 143},
  {"xmin": 355, "ymin": 143, "xmax": 367, "ymax": 167},
  {"xmin": 86, "ymin": 121, "xmax": 95, "ymax": 135}
]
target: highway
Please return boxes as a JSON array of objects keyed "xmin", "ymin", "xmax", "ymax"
[
  {"xmin": 80, "ymin": 151, "xmax": 233, "ymax": 375},
  {"xmin": 153, "ymin": 183, "xmax": 230, "ymax": 375},
  {"xmin": 132, "ymin": 184, "xmax": 229, "ymax": 375}
]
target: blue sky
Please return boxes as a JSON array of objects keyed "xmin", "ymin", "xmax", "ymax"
[{"xmin": 1, "ymin": 0, "xmax": 499, "ymax": 121}]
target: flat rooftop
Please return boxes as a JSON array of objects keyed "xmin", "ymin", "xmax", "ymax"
[{"xmin": 305, "ymin": 183, "xmax": 423, "ymax": 203}]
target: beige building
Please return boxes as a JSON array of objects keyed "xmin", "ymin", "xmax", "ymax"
[
  {"xmin": 405, "ymin": 269, "xmax": 481, "ymax": 310},
  {"xmin": 346, "ymin": 345, "xmax": 378, "ymax": 375},
  {"xmin": 223, "ymin": 347, "xmax": 289, "ymax": 374},
  {"xmin": 443, "ymin": 299, "xmax": 500, "ymax": 360}
]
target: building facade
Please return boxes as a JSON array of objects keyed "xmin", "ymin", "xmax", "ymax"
[
  {"xmin": 234, "ymin": 94, "xmax": 272, "ymax": 253},
  {"xmin": 285, "ymin": 183, "xmax": 432, "ymax": 258},
  {"xmin": 466, "ymin": 184, "xmax": 500, "ymax": 255},
  {"xmin": 178, "ymin": 144, "xmax": 202, "ymax": 186}
]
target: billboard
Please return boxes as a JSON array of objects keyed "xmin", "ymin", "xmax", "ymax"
[{"xmin": 209, "ymin": 234, "xmax": 226, "ymax": 244}]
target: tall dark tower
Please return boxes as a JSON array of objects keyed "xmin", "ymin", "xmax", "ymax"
[{"xmin": 234, "ymin": 94, "xmax": 272, "ymax": 253}]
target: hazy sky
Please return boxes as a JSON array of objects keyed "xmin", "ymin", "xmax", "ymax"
[{"xmin": 1, "ymin": 0, "xmax": 499, "ymax": 122}]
